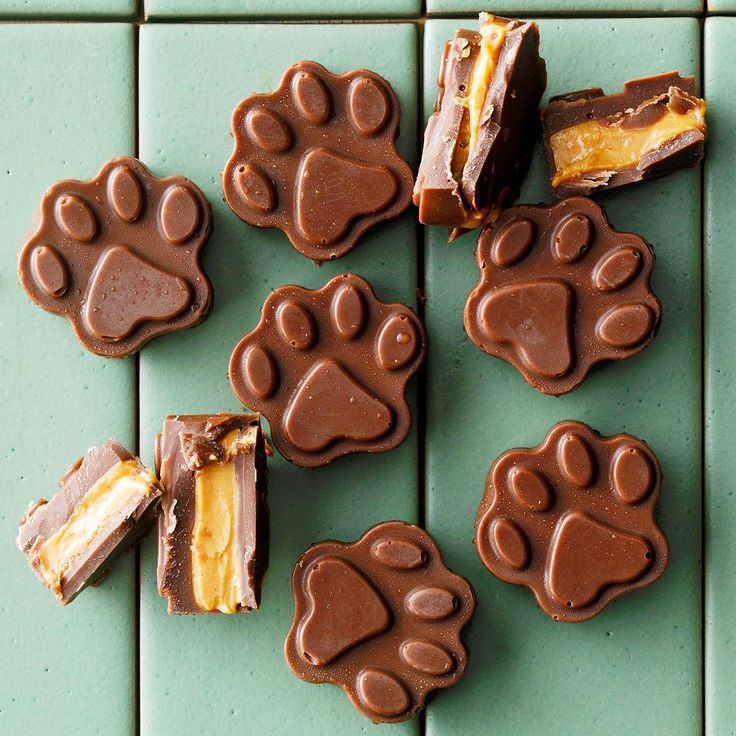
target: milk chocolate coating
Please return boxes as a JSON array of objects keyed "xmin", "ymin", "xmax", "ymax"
[
  {"xmin": 223, "ymin": 61, "xmax": 413, "ymax": 261},
  {"xmin": 464, "ymin": 196, "xmax": 661, "ymax": 395},
  {"xmin": 229, "ymin": 273, "xmax": 426, "ymax": 468},
  {"xmin": 285, "ymin": 521, "xmax": 475, "ymax": 723},
  {"xmin": 17, "ymin": 440, "xmax": 162, "ymax": 605},
  {"xmin": 414, "ymin": 15, "xmax": 546, "ymax": 238},
  {"xmin": 18, "ymin": 157, "xmax": 213, "ymax": 357},
  {"xmin": 474, "ymin": 421, "xmax": 669, "ymax": 623},
  {"xmin": 156, "ymin": 414, "xmax": 269, "ymax": 614},
  {"xmin": 541, "ymin": 71, "xmax": 706, "ymax": 197}
]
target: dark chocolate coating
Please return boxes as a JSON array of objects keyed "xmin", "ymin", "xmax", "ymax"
[
  {"xmin": 17, "ymin": 439, "xmax": 162, "ymax": 605},
  {"xmin": 414, "ymin": 16, "xmax": 546, "ymax": 237},
  {"xmin": 223, "ymin": 61, "xmax": 413, "ymax": 261},
  {"xmin": 18, "ymin": 157, "xmax": 213, "ymax": 357},
  {"xmin": 474, "ymin": 421, "xmax": 669, "ymax": 623},
  {"xmin": 229, "ymin": 273, "xmax": 426, "ymax": 468},
  {"xmin": 156, "ymin": 414, "xmax": 269, "ymax": 614},
  {"xmin": 285, "ymin": 521, "xmax": 475, "ymax": 723},
  {"xmin": 541, "ymin": 71, "xmax": 706, "ymax": 197},
  {"xmin": 464, "ymin": 196, "xmax": 661, "ymax": 395}
]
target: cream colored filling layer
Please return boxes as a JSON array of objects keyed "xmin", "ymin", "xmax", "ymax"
[
  {"xmin": 452, "ymin": 18, "xmax": 509, "ymax": 228},
  {"xmin": 550, "ymin": 99, "xmax": 706, "ymax": 187},
  {"xmin": 37, "ymin": 459, "xmax": 156, "ymax": 593},
  {"xmin": 190, "ymin": 429, "xmax": 243, "ymax": 613}
]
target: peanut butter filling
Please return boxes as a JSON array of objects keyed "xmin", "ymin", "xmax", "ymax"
[
  {"xmin": 550, "ymin": 94, "xmax": 706, "ymax": 188},
  {"xmin": 190, "ymin": 428, "xmax": 243, "ymax": 613},
  {"xmin": 452, "ymin": 17, "xmax": 509, "ymax": 228},
  {"xmin": 37, "ymin": 459, "xmax": 157, "ymax": 594}
]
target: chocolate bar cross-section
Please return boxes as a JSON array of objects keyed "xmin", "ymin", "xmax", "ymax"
[
  {"xmin": 156, "ymin": 414, "xmax": 269, "ymax": 614},
  {"xmin": 17, "ymin": 439, "xmax": 162, "ymax": 605}
]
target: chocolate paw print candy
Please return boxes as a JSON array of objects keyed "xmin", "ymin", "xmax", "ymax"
[
  {"xmin": 229, "ymin": 273, "xmax": 426, "ymax": 467},
  {"xmin": 18, "ymin": 157, "xmax": 213, "ymax": 357},
  {"xmin": 286, "ymin": 521, "xmax": 475, "ymax": 722},
  {"xmin": 542, "ymin": 71, "xmax": 707, "ymax": 198},
  {"xmin": 464, "ymin": 196, "xmax": 661, "ymax": 395},
  {"xmin": 474, "ymin": 421, "xmax": 669, "ymax": 622},
  {"xmin": 223, "ymin": 61, "xmax": 414, "ymax": 261}
]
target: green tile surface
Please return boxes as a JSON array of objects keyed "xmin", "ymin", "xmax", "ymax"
[
  {"xmin": 145, "ymin": 0, "xmax": 420, "ymax": 18},
  {"xmin": 0, "ymin": 0, "xmax": 135, "ymax": 17},
  {"xmin": 427, "ymin": 0, "xmax": 702, "ymax": 12},
  {"xmin": 707, "ymin": 1, "xmax": 736, "ymax": 11},
  {"xmin": 705, "ymin": 17, "xmax": 734, "ymax": 736},
  {"xmin": 0, "ymin": 23, "xmax": 136, "ymax": 736},
  {"xmin": 138, "ymin": 22, "xmax": 420, "ymax": 736},
  {"xmin": 424, "ymin": 17, "xmax": 702, "ymax": 736}
]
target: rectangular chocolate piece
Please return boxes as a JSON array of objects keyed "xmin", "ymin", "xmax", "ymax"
[
  {"xmin": 17, "ymin": 439, "xmax": 162, "ymax": 605},
  {"xmin": 156, "ymin": 413, "xmax": 269, "ymax": 614},
  {"xmin": 542, "ymin": 71, "xmax": 707, "ymax": 197},
  {"xmin": 414, "ymin": 13, "xmax": 546, "ymax": 238}
]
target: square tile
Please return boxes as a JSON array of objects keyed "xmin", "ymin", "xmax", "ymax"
[
  {"xmin": 145, "ymin": 0, "xmax": 420, "ymax": 18},
  {"xmin": 424, "ymin": 17, "xmax": 702, "ymax": 736},
  {"xmin": 138, "ymin": 22, "xmax": 420, "ymax": 736},
  {"xmin": 704, "ymin": 16, "xmax": 736, "ymax": 736},
  {"xmin": 0, "ymin": 23, "xmax": 136, "ymax": 736}
]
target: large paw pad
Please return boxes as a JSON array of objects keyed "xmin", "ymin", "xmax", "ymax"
[
  {"xmin": 474, "ymin": 421, "xmax": 669, "ymax": 622},
  {"xmin": 223, "ymin": 61, "xmax": 414, "ymax": 261},
  {"xmin": 18, "ymin": 157, "xmax": 212, "ymax": 357},
  {"xmin": 229, "ymin": 273, "xmax": 426, "ymax": 467},
  {"xmin": 286, "ymin": 522, "xmax": 475, "ymax": 723},
  {"xmin": 464, "ymin": 196, "xmax": 661, "ymax": 395}
]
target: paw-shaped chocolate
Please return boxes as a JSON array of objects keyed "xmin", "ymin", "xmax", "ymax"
[
  {"xmin": 18, "ymin": 157, "xmax": 212, "ymax": 357},
  {"xmin": 464, "ymin": 196, "xmax": 661, "ymax": 395},
  {"xmin": 474, "ymin": 421, "xmax": 669, "ymax": 622},
  {"xmin": 285, "ymin": 521, "xmax": 475, "ymax": 722},
  {"xmin": 229, "ymin": 273, "xmax": 426, "ymax": 467},
  {"xmin": 223, "ymin": 61, "xmax": 414, "ymax": 261}
]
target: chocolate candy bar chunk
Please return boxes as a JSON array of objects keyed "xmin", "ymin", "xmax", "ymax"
[
  {"xmin": 223, "ymin": 61, "xmax": 413, "ymax": 261},
  {"xmin": 17, "ymin": 440, "xmax": 162, "ymax": 605},
  {"xmin": 229, "ymin": 273, "xmax": 426, "ymax": 468},
  {"xmin": 156, "ymin": 414, "xmax": 269, "ymax": 614},
  {"xmin": 18, "ymin": 157, "xmax": 213, "ymax": 357},
  {"xmin": 474, "ymin": 421, "xmax": 669, "ymax": 623},
  {"xmin": 414, "ymin": 13, "xmax": 546, "ymax": 239},
  {"xmin": 285, "ymin": 521, "xmax": 475, "ymax": 722},
  {"xmin": 464, "ymin": 196, "xmax": 661, "ymax": 395},
  {"xmin": 542, "ymin": 71, "xmax": 707, "ymax": 197}
]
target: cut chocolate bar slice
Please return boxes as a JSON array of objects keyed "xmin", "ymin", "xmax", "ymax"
[
  {"xmin": 17, "ymin": 439, "xmax": 162, "ymax": 605},
  {"xmin": 156, "ymin": 414, "xmax": 269, "ymax": 614},
  {"xmin": 414, "ymin": 13, "xmax": 546, "ymax": 239},
  {"xmin": 541, "ymin": 71, "xmax": 707, "ymax": 197}
]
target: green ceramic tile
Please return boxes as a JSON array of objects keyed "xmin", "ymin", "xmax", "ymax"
[
  {"xmin": 138, "ymin": 22, "xmax": 420, "ymax": 736},
  {"xmin": 0, "ymin": 0, "xmax": 135, "ymax": 17},
  {"xmin": 708, "ymin": 0, "xmax": 736, "ymax": 11},
  {"xmin": 705, "ymin": 17, "xmax": 734, "ymax": 736},
  {"xmin": 145, "ymin": 0, "xmax": 420, "ymax": 18},
  {"xmin": 427, "ymin": 0, "xmax": 702, "ymax": 12},
  {"xmin": 424, "ymin": 18, "xmax": 701, "ymax": 736},
  {"xmin": 0, "ymin": 24, "xmax": 135, "ymax": 736}
]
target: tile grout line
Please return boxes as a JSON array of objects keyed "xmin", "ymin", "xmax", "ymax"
[
  {"xmin": 133, "ymin": 4, "xmax": 142, "ymax": 736},
  {"xmin": 699, "ymin": 15, "xmax": 706, "ymax": 736},
  {"xmin": 416, "ymin": 11, "xmax": 427, "ymax": 736}
]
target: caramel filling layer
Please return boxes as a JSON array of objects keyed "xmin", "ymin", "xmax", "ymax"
[
  {"xmin": 37, "ymin": 459, "xmax": 157, "ymax": 594},
  {"xmin": 452, "ymin": 17, "xmax": 509, "ymax": 228},
  {"xmin": 550, "ymin": 96, "xmax": 706, "ymax": 188},
  {"xmin": 190, "ymin": 428, "xmax": 243, "ymax": 613}
]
